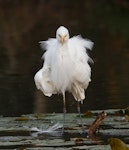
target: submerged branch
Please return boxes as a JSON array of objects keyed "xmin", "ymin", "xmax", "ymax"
[{"xmin": 88, "ymin": 111, "xmax": 107, "ymax": 136}]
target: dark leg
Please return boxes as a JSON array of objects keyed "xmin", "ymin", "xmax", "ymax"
[
  {"xmin": 77, "ymin": 101, "xmax": 85, "ymax": 133},
  {"xmin": 62, "ymin": 92, "xmax": 66, "ymax": 134}
]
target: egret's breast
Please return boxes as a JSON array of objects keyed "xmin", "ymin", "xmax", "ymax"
[{"xmin": 51, "ymin": 47, "xmax": 73, "ymax": 92}]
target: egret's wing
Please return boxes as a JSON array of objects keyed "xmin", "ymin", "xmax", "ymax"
[
  {"xmin": 39, "ymin": 38, "xmax": 57, "ymax": 51},
  {"xmin": 68, "ymin": 35, "xmax": 93, "ymax": 101},
  {"xmin": 39, "ymin": 38, "xmax": 57, "ymax": 66},
  {"xmin": 35, "ymin": 38, "xmax": 58, "ymax": 97},
  {"xmin": 34, "ymin": 65, "xmax": 57, "ymax": 97},
  {"xmin": 70, "ymin": 35, "xmax": 93, "ymax": 50},
  {"xmin": 69, "ymin": 35, "xmax": 94, "ymax": 63},
  {"xmin": 71, "ymin": 82, "xmax": 85, "ymax": 101},
  {"xmin": 71, "ymin": 63, "xmax": 91, "ymax": 101}
]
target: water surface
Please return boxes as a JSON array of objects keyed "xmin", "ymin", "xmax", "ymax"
[{"xmin": 0, "ymin": 1, "xmax": 129, "ymax": 116}]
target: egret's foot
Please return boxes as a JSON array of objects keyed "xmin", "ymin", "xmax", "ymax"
[
  {"xmin": 61, "ymin": 126, "xmax": 65, "ymax": 135},
  {"xmin": 80, "ymin": 129, "xmax": 87, "ymax": 137}
]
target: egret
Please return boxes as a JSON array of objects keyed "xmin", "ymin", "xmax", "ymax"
[{"xmin": 34, "ymin": 26, "xmax": 94, "ymax": 133}]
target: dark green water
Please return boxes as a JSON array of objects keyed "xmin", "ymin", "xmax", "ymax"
[{"xmin": 0, "ymin": 0, "xmax": 129, "ymax": 116}]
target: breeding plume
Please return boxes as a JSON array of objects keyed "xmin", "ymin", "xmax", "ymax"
[{"xmin": 34, "ymin": 26, "xmax": 93, "ymax": 132}]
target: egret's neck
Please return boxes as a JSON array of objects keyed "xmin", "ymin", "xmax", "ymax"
[
  {"xmin": 58, "ymin": 41, "xmax": 68, "ymax": 50},
  {"xmin": 58, "ymin": 41, "xmax": 69, "ymax": 62}
]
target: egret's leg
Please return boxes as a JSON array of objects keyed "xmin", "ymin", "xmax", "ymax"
[
  {"xmin": 77, "ymin": 101, "xmax": 85, "ymax": 133},
  {"xmin": 62, "ymin": 92, "xmax": 66, "ymax": 134}
]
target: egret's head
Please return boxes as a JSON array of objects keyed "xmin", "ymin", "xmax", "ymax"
[{"xmin": 56, "ymin": 26, "xmax": 69, "ymax": 45}]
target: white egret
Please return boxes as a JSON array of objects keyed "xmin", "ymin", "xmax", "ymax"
[{"xmin": 34, "ymin": 26, "xmax": 94, "ymax": 133}]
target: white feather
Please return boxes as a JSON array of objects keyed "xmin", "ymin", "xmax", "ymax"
[
  {"xmin": 31, "ymin": 123, "xmax": 63, "ymax": 137},
  {"xmin": 34, "ymin": 26, "xmax": 94, "ymax": 101}
]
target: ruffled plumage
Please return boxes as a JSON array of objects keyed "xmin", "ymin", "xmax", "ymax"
[{"xmin": 34, "ymin": 26, "xmax": 93, "ymax": 101}]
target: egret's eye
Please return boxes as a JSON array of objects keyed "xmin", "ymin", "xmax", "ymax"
[
  {"xmin": 64, "ymin": 34, "xmax": 67, "ymax": 38},
  {"xmin": 58, "ymin": 34, "xmax": 67, "ymax": 38},
  {"xmin": 58, "ymin": 34, "xmax": 61, "ymax": 38}
]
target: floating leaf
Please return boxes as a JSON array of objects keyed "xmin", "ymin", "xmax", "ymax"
[
  {"xmin": 125, "ymin": 106, "xmax": 129, "ymax": 115},
  {"xmin": 82, "ymin": 111, "xmax": 93, "ymax": 118},
  {"xmin": 15, "ymin": 117, "xmax": 30, "ymax": 121},
  {"xmin": 124, "ymin": 115, "xmax": 129, "ymax": 122},
  {"xmin": 108, "ymin": 138, "xmax": 129, "ymax": 150},
  {"xmin": 71, "ymin": 137, "xmax": 84, "ymax": 145}
]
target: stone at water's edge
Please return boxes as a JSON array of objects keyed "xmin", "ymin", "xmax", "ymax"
[{"xmin": 0, "ymin": 109, "xmax": 128, "ymax": 150}]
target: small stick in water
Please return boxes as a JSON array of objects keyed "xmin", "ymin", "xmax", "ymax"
[{"xmin": 88, "ymin": 111, "xmax": 107, "ymax": 135}]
